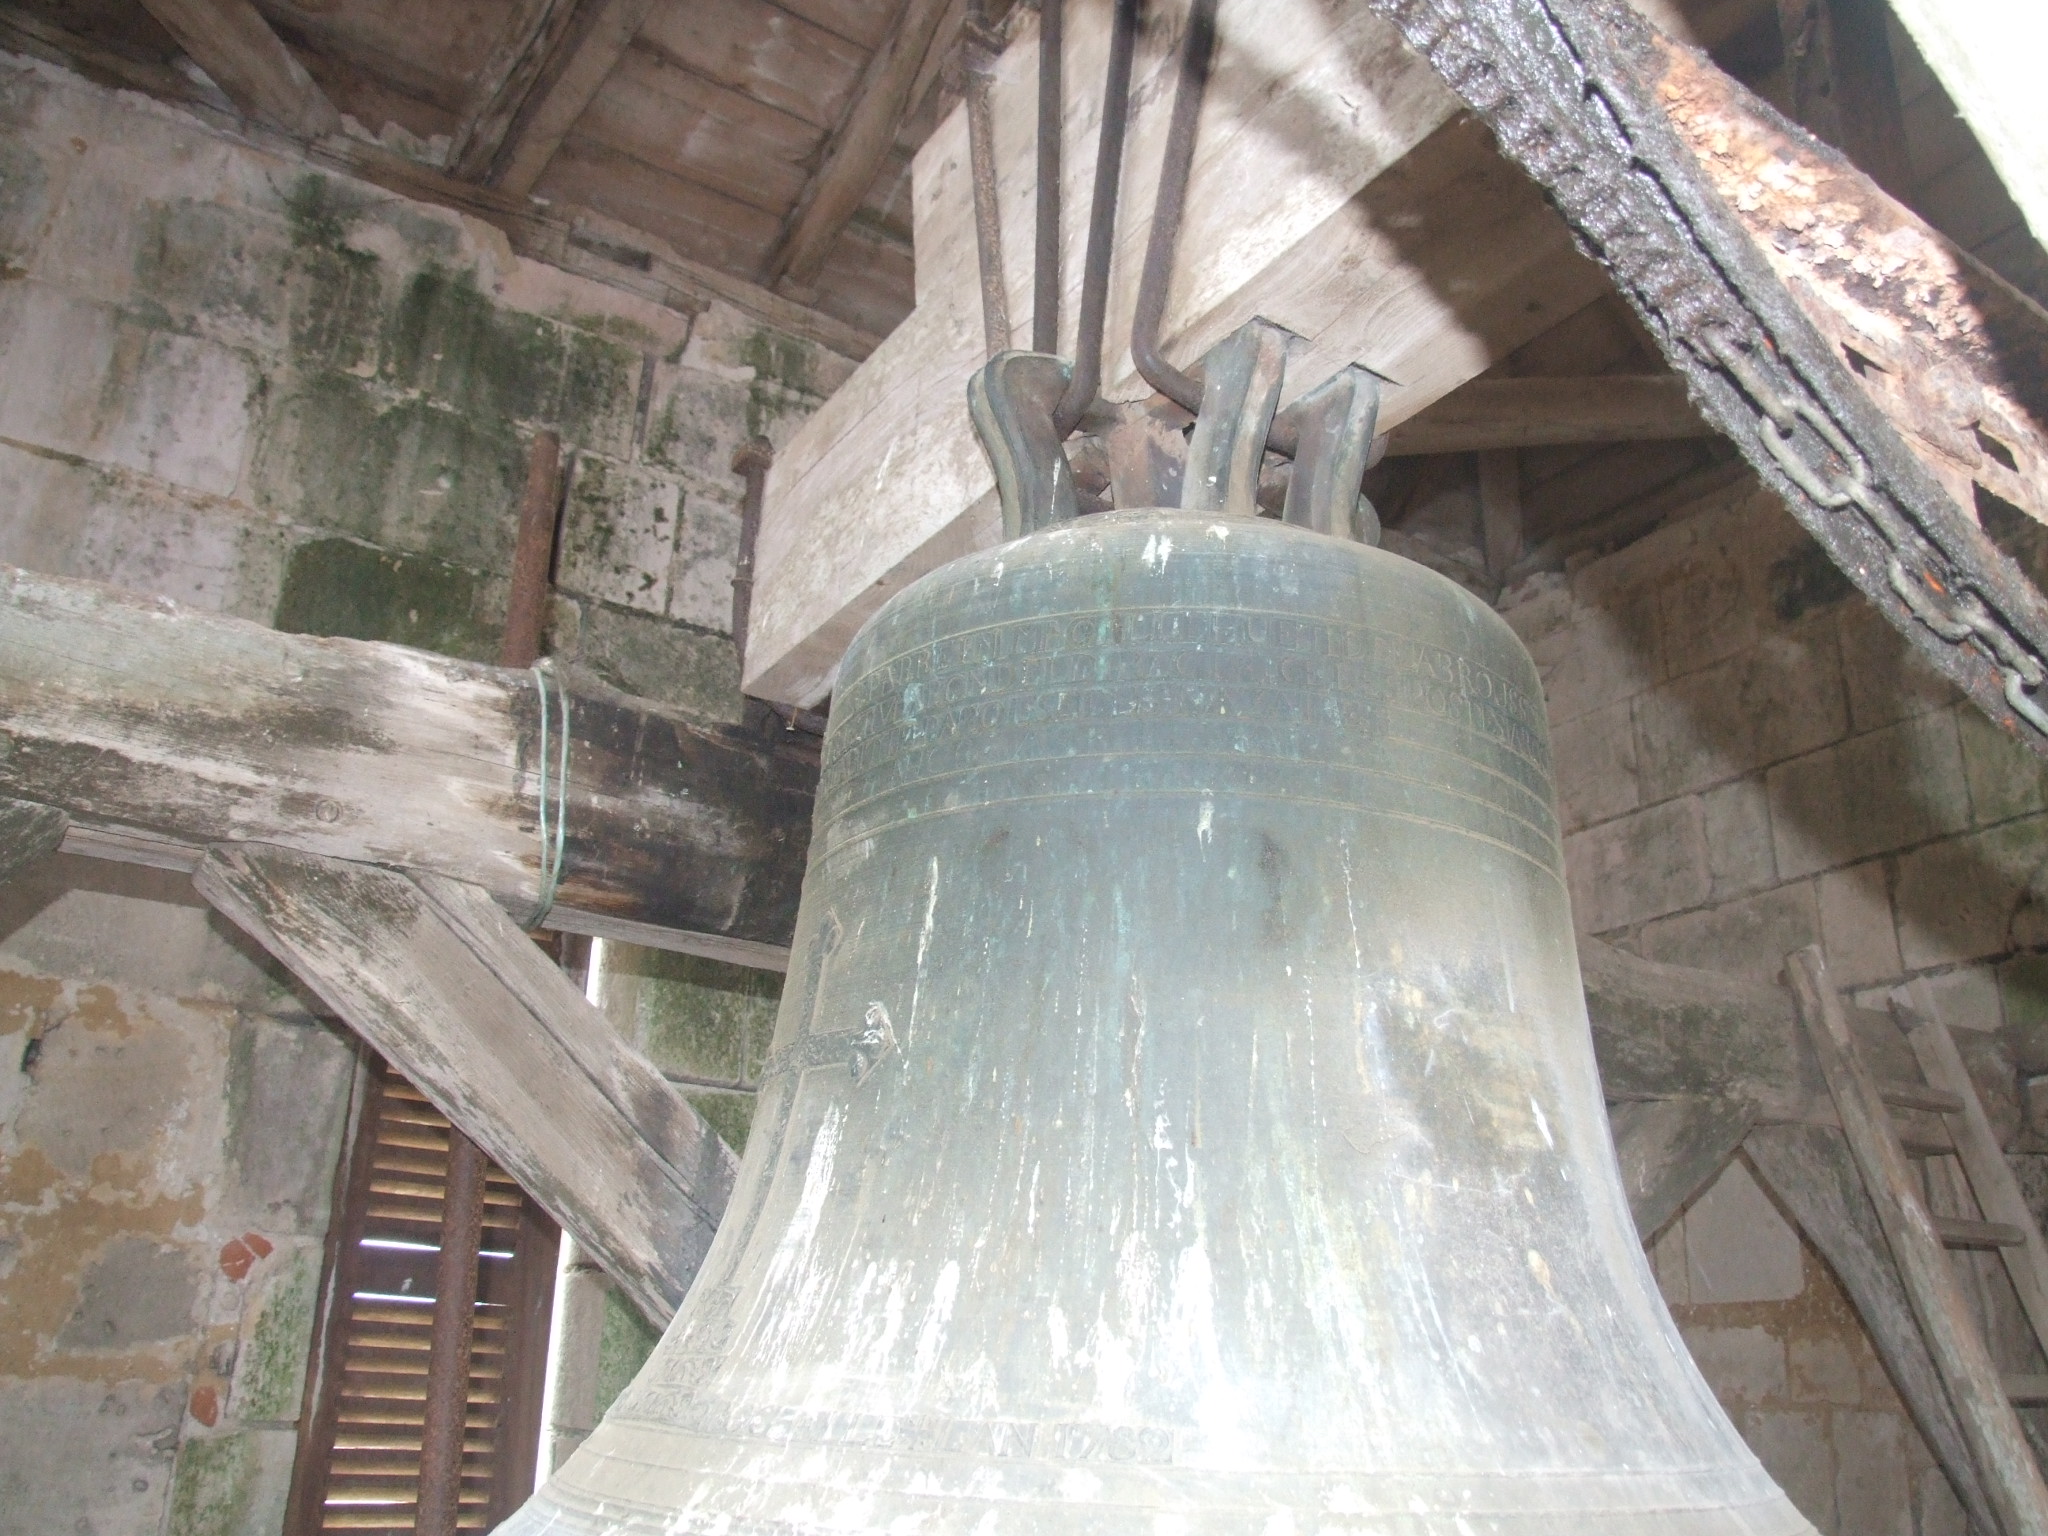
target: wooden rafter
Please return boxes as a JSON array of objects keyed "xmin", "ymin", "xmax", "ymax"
[
  {"xmin": 447, "ymin": 0, "xmax": 585, "ymax": 183},
  {"xmin": 765, "ymin": 0, "xmax": 959, "ymax": 289},
  {"xmin": 489, "ymin": 0, "xmax": 664, "ymax": 198},
  {"xmin": 1384, "ymin": 375, "xmax": 1709, "ymax": 456},
  {"xmin": 133, "ymin": 0, "xmax": 339, "ymax": 136}
]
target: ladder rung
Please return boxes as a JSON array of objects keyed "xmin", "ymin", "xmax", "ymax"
[
  {"xmin": 1879, "ymin": 1079, "xmax": 1965, "ymax": 1115},
  {"xmin": 1900, "ymin": 1131, "xmax": 1956, "ymax": 1158},
  {"xmin": 2006, "ymin": 1374, "xmax": 2048, "ymax": 1403},
  {"xmin": 1934, "ymin": 1216, "xmax": 2028, "ymax": 1249}
]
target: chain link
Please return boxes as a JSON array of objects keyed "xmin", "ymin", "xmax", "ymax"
[{"xmin": 1704, "ymin": 332, "xmax": 2048, "ymax": 738}]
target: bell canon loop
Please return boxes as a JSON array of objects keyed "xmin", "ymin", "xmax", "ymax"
[{"xmin": 505, "ymin": 507, "xmax": 1815, "ymax": 1535}]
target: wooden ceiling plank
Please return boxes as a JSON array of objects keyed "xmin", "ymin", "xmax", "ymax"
[
  {"xmin": 135, "ymin": 0, "xmax": 342, "ymax": 136},
  {"xmin": 449, "ymin": 0, "xmax": 583, "ymax": 182},
  {"xmin": 492, "ymin": 0, "xmax": 663, "ymax": 198},
  {"xmin": 1383, "ymin": 376, "xmax": 1711, "ymax": 456},
  {"xmin": 766, "ymin": 0, "xmax": 957, "ymax": 287},
  {"xmin": 540, "ymin": 136, "xmax": 786, "ymax": 274},
  {"xmin": 636, "ymin": 0, "xmax": 868, "ymax": 133}
]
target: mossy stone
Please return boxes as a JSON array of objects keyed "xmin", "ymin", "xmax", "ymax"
[{"xmin": 274, "ymin": 537, "xmax": 497, "ymax": 661}]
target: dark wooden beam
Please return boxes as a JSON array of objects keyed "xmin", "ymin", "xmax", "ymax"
[
  {"xmin": 1776, "ymin": 0, "xmax": 1912, "ymax": 198},
  {"xmin": 1384, "ymin": 375, "xmax": 1711, "ymax": 456},
  {"xmin": 447, "ymin": 0, "xmax": 584, "ymax": 183},
  {"xmin": 0, "ymin": 564, "xmax": 814, "ymax": 960},
  {"xmin": 133, "ymin": 0, "xmax": 341, "ymax": 137},
  {"xmin": 196, "ymin": 845, "xmax": 734, "ymax": 1323},
  {"xmin": 488, "ymin": 0, "xmax": 663, "ymax": 197},
  {"xmin": 767, "ymin": 0, "xmax": 958, "ymax": 288}
]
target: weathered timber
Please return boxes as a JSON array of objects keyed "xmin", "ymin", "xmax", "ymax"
[
  {"xmin": 747, "ymin": 0, "xmax": 1606, "ymax": 705},
  {"xmin": 1650, "ymin": 35, "xmax": 2048, "ymax": 530},
  {"xmin": 0, "ymin": 564, "xmax": 814, "ymax": 950},
  {"xmin": 767, "ymin": 0, "xmax": 959, "ymax": 287},
  {"xmin": 1775, "ymin": 0, "xmax": 1911, "ymax": 198},
  {"xmin": 134, "ymin": 0, "xmax": 341, "ymax": 137},
  {"xmin": 448, "ymin": 0, "xmax": 583, "ymax": 183},
  {"xmin": 0, "ymin": 796, "xmax": 67, "ymax": 887},
  {"xmin": 1786, "ymin": 946, "xmax": 2048, "ymax": 1536},
  {"xmin": 195, "ymin": 844, "xmax": 734, "ymax": 1325},
  {"xmin": 1746, "ymin": 1121, "xmax": 2001, "ymax": 1536},
  {"xmin": 1607, "ymin": 1094, "xmax": 1755, "ymax": 1242},
  {"xmin": 1386, "ymin": 375, "xmax": 1710, "ymax": 456},
  {"xmin": 491, "ymin": 0, "xmax": 664, "ymax": 197}
]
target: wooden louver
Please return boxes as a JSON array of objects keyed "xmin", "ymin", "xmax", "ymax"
[{"xmin": 288, "ymin": 1057, "xmax": 559, "ymax": 1534}]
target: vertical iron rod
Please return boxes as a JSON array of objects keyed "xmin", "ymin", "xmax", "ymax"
[
  {"xmin": 1053, "ymin": 0, "xmax": 1138, "ymax": 436},
  {"xmin": 731, "ymin": 436, "xmax": 774, "ymax": 670},
  {"xmin": 962, "ymin": 2, "xmax": 1011, "ymax": 358},
  {"xmin": 418, "ymin": 427, "xmax": 564, "ymax": 1535},
  {"xmin": 1032, "ymin": 0, "xmax": 1063, "ymax": 354},
  {"xmin": 1130, "ymin": 0, "xmax": 1216, "ymax": 417}
]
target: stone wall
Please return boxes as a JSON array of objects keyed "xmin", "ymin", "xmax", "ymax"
[
  {"xmin": 1514, "ymin": 473, "xmax": 2048, "ymax": 1534},
  {"xmin": 0, "ymin": 47, "xmax": 836, "ymax": 1536},
  {"xmin": 0, "ymin": 48, "xmax": 853, "ymax": 717}
]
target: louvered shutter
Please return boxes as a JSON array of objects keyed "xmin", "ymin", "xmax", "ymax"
[{"xmin": 289, "ymin": 1057, "xmax": 559, "ymax": 1533}]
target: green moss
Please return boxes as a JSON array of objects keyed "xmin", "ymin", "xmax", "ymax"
[
  {"xmin": 559, "ymin": 330, "xmax": 639, "ymax": 453},
  {"xmin": 234, "ymin": 1250, "xmax": 317, "ymax": 1422},
  {"xmin": 274, "ymin": 537, "xmax": 497, "ymax": 661},
  {"xmin": 166, "ymin": 1434, "xmax": 256, "ymax": 1536},
  {"xmin": 684, "ymin": 1088, "xmax": 755, "ymax": 1153},
  {"xmin": 572, "ymin": 600, "xmax": 742, "ymax": 722},
  {"xmin": 383, "ymin": 265, "xmax": 568, "ymax": 425},
  {"xmin": 595, "ymin": 1288, "xmax": 661, "ymax": 1420},
  {"xmin": 738, "ymin": 329, "xmax": 822, "ymax": 438},
  {"xmin": 282, "ymin": 173, "xmax": 362, "ymax": 254},
  {"xmin": 622, "ymin": 948, "xmax": 782, "ymax": 1083}
]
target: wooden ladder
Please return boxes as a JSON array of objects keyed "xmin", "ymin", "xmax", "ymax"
[{"xmin": 1786, "ymin": 946, "xmax": 2048, "ymax": 1536}]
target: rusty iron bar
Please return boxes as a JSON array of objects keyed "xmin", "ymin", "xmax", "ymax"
[
  {"xmin": 500, "ymin": 430, "xmax": 563, "ymax": 672},
  {"xmin": 1052, "ymin": 0, "xmax": 1138, "ymax": 437},
  {"xmin": 1032, "ymin": 0, "xmax": 1062, "ymax": 355},
  {"xmin": 961, "ymin": 2, "xmax": 1011, "ymax": 359},
  {"xmin": 415, "ymin": 426, "xmax": 565, "ymax": 1534},
  {"xmin": 731, "ymin": 435, "xmax": 774, "ymax": 668}
]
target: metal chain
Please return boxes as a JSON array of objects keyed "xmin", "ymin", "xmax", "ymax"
[{"xmin": 1704, "ymin": 331, "xmax": 2048, "ymax": 735}]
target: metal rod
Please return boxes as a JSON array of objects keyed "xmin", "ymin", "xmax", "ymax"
[
  {"xmin": 501, "ymin": 430, "xmax": 563, "ymax": 670},
  {"xmin": 1130, "ymin": 0, "xmax": 1215, "ymax": 417},
  {"xmin": 416, "ymin": 1130, "xmax": 487, "ymax": 1536},
  {"xmin": 962, "ymin": 6, "xmax": 1011, "ymax": 358},
  {"xmin": 1032, "ymin": 0, "xmax": 1063, "ymax": 355},
  {"xmin": 1053, "ymin": 0, "xmax": 1138, "ymax": 437},
  {"xmin": 731, "ymin": 436, "xmax": 773, "ymax": 669}
]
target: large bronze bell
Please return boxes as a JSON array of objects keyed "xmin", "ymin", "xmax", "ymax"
[{"xmin": 505, "ymin": 330, "xmax": 1812, "ymax": 1534}]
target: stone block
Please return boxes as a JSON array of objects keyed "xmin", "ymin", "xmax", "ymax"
[
  {"xmin": 58, "ymin": 1235, "xmax": 204, "ymax": 1349},
  {"xmin": 1787, "ymin": 1335, "xmax": 1861, "ymax": 1407},
  {"xmin": 380, "ymin": 264, "xmax": 571, "ymax": 426},
  {"xmin": 165, "ymin": 1427, "xmax": 298, "ymax": 1536},
  {"xmin": 1701, "ymin": 776, "xmax": 1776, "ymax": 899},
  {"xmin": 684, "ymin": 1087, "xmax": 755, "ymax": 1156},
  {"xmin": 613, "ymin": 947, "xmax": 780, "ymax": 1088},
  {"xmin": 1902, "ymin": 965, "xmax": 2004, "ymax": 1035},
  {"xmin": 1680, "ymin": 1324, "xmax": 1786, "ymax": 1403},
  {"xmin": 129, "ymin": 196, "xmax": 295, "ymax": 358},
  {"xmin": 223, "ymin": 1014, "xmax": 354, "ymax": 1233},
  {"xmin": 0, "ymin": 1377, "xmax": 183, "ymax": 1536},
  {"xmin": 1639, "ymin": 881, "xmax": 1821, "ymax": 984},
  {"xmin": 2000, "ymin": 954, "xmax": 2048, "ymax": 1074},
  {"xmin": 92, "ymin": 328, "xmax": 260, "ymax": 499},
  {"xmin": 1837, "ymin": 596, "xmax": 1958, "ymax": 732},
  {"xmin": 272, "ymin": 536, "xmax": 499, "ymax": 662},
  {"xmin": 669, "ymin": 490, "xmax": 741, "ymax": 635},
  {"xmin": 557, "ymin": 456, "xmax": 683, "ymax": 616},
  {"xmin": 1551, "ymin": 700, "xmax": 1639, "ymax": 834},
  {"xmin": 1766, "ymin": 711, "xmax": 1971, "ymax": 880},
  {"xmin": 0, "ymin": 281, "xmax": 123, "ymax": 461},
  {"xmin": 1498, "ymin": 571, "xmax": 1571, "ymax": 646},
  {"xmin": 1651, "ymin": 529, "xmax": 1757, "ymax": 683},
  {"xmin": 228, "ymin": 1241, "xmax": 321, "ymax": 1424},
  {"xmin": 1679, "ymin": 1157, "xmax": 1805, "ymax": 1304},
  {"xmin": 1958, "ymin": 701, "xmax": 2048, "ymax": 826},
  {"xmin": 1563, "ymin": 796, "xmax": 1709, "ymax": 933},
  {"xmin": 1894, "ymin": 816, "xmax": 2048, "ymax": 968},
  {"xmin": 1915, "ymin": 1465, "xmax": 1969, "ymax": 1536},
  {"xmin": 564, "ymin": 601, "xmax": 741, "ymax": 723},
  {"xmin": 1734, "ymin": 1408, "xmax": 1833, "ymax": 1531},
  {"xmin": 1634, "ymin": 618, "xmax": 1848, "ymax": 801},
  {"xmin": 1831, "ymin": 1410, "xmax": 1912, "ymax": 1536},
  {"xmin": 1815, "ymin": 862, "xmax": 1902, "ymax": 988},
  {"xmin": 1527, "ymin": 594, "xmax": 1661, "ymax": 727}
]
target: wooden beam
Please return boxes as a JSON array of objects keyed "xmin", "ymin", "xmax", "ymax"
[
  {"xmin": 0, "ymin": 796, "xmax": 66, "ymax": 887},
  {"xmin": 1649, "ymin": 33, "xmax": 2048, "ymax": 530},
  {"xmin": 1786, "ymin": 946, "xmax": 2048, "ymax": 1536},
  {"xmin": 0, "ymin": 563, "xmax": 815, "ymax": 949},
  {"xmin": 490, "ymin": 0, "xmax": 664, "ymax": 198},
  {"xmin": 1385, "ymin": 375, "xmax": 1711, "ymax": 456},
  {"xmin": 767, "ymin": 0, "xmax": 958, "ymax": 288},
  {"xmin": 448, "ymin": 0, "xmax": 584, "ymax": 183},
  {"xmin": 1608, "ymin": 1094, "xmax": 1755, "ymax": 1241},
  {"xmin": 1477, "ymin": 446, "xmax": 1521, "ymax": 590},
  {"xmin": 747, "ymin": 0, "xmax": 1608, "ymax": 705},
  {"xmin": 195, "ymin": 844, "xmax": 733, "ymax": 1323},
  {"xmin": 133, "ymin": 0, "xmax": 341, "ymax": 137},
  {"xmin": 1746, "ymin": 1122, "xmax": 2003, "ymax": 1536},
  {"xmin": 1776, "ymin": 0, "xmax": 1912, "ymax": 198}
]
